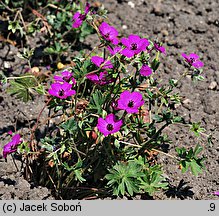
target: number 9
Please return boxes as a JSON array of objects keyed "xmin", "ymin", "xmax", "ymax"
[{"xmin": 209, "ymin": 203, "xmax": 215, "ymax": 211}]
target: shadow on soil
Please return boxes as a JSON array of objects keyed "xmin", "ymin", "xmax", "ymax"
[{"xmin": 165, "ymin": 179, "xmax": 194, "ymax": 200}]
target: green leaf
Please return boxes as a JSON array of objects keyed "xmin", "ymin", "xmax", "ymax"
[
  {"xmin": 190, "ymin": 160, "xmax": 202, "ymax": 176},
  {"xmin": 139, "ymin": 165, "xmax": 168, "ymax": 196},
  {"xmin": 151, "ymin": 58, "xmax": 160, "ymax": 71},
  {"xmin": 79, "ymin": 22, "xmax": 95, "ymax": 42},
  {"xmin": 89, "ymin": 90, "xmax": 105, "ymax": 114},
  {"xmin": 173, "ymin": 116, "xmax": 184, "ymax": 123},
  {"xmin": 74, "ymin": 170, "xmax": 86, "ymax": 183},
  {"xmin": 60, "ymin": 118, "xmax": 78, "ymax": 134},
  {"xmin": 7, "ymin": 75, "xmax": 39, "ymax": 102},
  {"xmin": 190, "ymin": 122, "xmax": 205, "ymax": 137},
  {"xmin": 118, "ymin": 180, "xmax": 125, "ymax": 196},
  {"xmin": 105, "ymin": 161, "xmax": 142, "ymax": 196},
  {"xmin": 193, "ymin": 144, "xmax": 203, "ymax": 157},
  {"xmin": 177, "ymin": 144, "xmax": 205, "ymax": 176},
  {"xmin": 153, "ymin": 114, "xmax": 163, "ymax": 123},
  {"xmin": 34, "ymin": 85, "xmax": 45, "ymax": 95},
  {"xmin": 7, "ymin": 80, "xmax": 31, "ymax": 102}
]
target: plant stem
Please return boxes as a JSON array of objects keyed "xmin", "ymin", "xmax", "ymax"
[
  {"xmin": 138, "ymin": 122, "xmax": 170, "ymax": 155},
  {"xmin": 30, "ymin": 98, "xmax": 52, "ymax": 151},
  {"xmin": 119, "ymin": 141, "xmax": 179, "ymax": 160},
  {"xmin": 151, "ymin": 148, "xmax": 179, "ymax": 160},
  {"xmin": 175, "ymin": 69, "xmax": 189, "ymax": 86}
]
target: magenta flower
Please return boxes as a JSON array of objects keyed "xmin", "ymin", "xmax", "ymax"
[
  {"xmin": 121, "ymin": 34, "xmax": 150, "ymax": 58},
  {"xmin": 72, "ymin": 3, "xmax": 90, "ymax": 28},
  {"xmin": 86, "ymin": 71, "xmax": 114, "ymax": 85},
  {"xmin": 154, "ymin": 43, "xmax": 166, "ymax": 54},
  {"xmin": 3, "ymin": 134, "xmax": 22, "ymax": 158},
  {"xmin": 181, "ymin": 53, "xmax": 204, "ymax": 68},
  {"xmin": 54, "ymin": 70, "xmax": 76, "ymax": 85},
  {"xmin": 140, "ymin": 65, "xmax": 153, "ymax": 77},
  {"xmin": 97, "ymin": 114, "xmax": 123, "ymax": 136},
  {"xmin": 213, "ymin": 191, "xmax": 219, "ymax": 196},
  {"xmin": 91, "ymin": 56, "xmax": 113, "ymax": 69},
  {"xmin": 107, "ymin": 46, "xmax": 122, "ymax": 55},
  {"xmin": 117, "ymin": 90, "xmax": 144, "ymax": 113},
  {"xmin": 48, "ymin": 82, "xmax": 76, "ymax": 99},
  {"xmin": 8, "ymin": 130, "xmax": 13, "ymax": 135},
  {"xmin": 99, "ymin": 22, "xmax": 119, "ymax": 45}
]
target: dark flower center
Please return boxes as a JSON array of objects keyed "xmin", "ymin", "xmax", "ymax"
[
  {"xmin": 79, "ymin": 14, "xmax": 86, "ymax": 20},
  {"xmin": 63, "ymin": 76, "xmax": 71, "ymax": 82},
  {"xmin": 130, "ymin": 43, "xmax": 138, "ymax": 50},
  {"xmin": 107, "ymin": 124, "xmax": 114, "ymax": 131},
  {"xmin": 10, "ymin": 145, "xmax": 16, "ymax": 150},
  {"xmin": 128, "ymin": 100, "xmax": 134, "ymax": 108},
  {"xmin": 104, "ymin": 33, "xmax": 110, "ymax": 39},
  {"xmin": 190, "ymin": 57, "xmax": 195, "ymax": 63},
  {"xmin": 58, "ymin": 89, "xmax": 65, "ymax": 96}
]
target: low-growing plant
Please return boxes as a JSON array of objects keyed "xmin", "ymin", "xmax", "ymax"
[{"xmin": 1, "ymin": 1, "xmax": 210, "ymax": 199}]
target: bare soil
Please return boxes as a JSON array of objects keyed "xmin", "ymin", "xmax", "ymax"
[{"xmin": 0, "ymin": 0, "xmax": 218, "ymax": 199}]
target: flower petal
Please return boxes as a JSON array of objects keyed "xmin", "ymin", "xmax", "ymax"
[
  {"xmin": 121, "ymin": 38, "xmax": 130, "ymax": 47},
  {"xmin": 112, "ymin": 119, "xmax": 123, "ymax": 133},
  {"xmin": 140, "ymin": 65, "xmax": 152, "ymax": 76},
  {"xmin": 128, "ymin": 34, "xmax": 141, "ymax": 44},
  {"xmin": 97, "ymin": 117, "xmax": 109, "ymax": 136},
  {"xmin": 86, "ymin": 73, "xmax": 99, "ymax": 82},
  {"xmin": 192, "ymin": 61, "xmax": 204, "ymax": 68},
  {"xmin": 181, "ymin": 53, "xmax": 189, "ymax": 60},
  {"xmin": 121, "ymin": 48, "xmax": 135, "ymax": 58},
  {"xmin": 91, "ymin": 56, "xmax": 104, "ymax": 67},
  {"xmin": 189, "ymin": 53, "xmax": 199, "ymax": 60},
  {"xmin": 99, "ymin": 22, "xmax": 109, "ymax": 35},
  {"xmin": 105, "ymin": 113, "xmax": 115, "ymax": 124}
]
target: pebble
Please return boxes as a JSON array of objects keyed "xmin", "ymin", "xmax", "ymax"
[
  {"xmin": 128, "ymin": 1, "xmax": 135, "ymax": 8},
  {"xmin": 182, "ymin": 98, "xmax": 192, "ymax": 109},
  {"xmin": 31, "ymin": 66, "xmax": 40, "ymax": 73},
  {"xmin": 161, "ymin": 29, "xmax": 169, "ymax": 36},
  {"xmin": 208, "ymin": 81, "xmax": 217, "ymax": 90},
  {"xmin": 182, "ymin": 98, "xmax": 192, "ymax": 104},
  {"xmin": 122, "ymin": 25, "xmax": 128, "ymax": 30},
  {"xmin": 4, "ymin": 61, "xmax": 11, "ymax": 69}
]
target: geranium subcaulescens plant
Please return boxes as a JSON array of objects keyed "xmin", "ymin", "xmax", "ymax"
[{"xmin": 1, "ymin": 2, "xmax": 208, "ymax": 199}]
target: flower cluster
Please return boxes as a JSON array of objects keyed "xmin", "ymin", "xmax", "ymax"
[
  {"xmin": 97, "ymin": 90, "xmax": 144, "ymax": 136},
  {"xmin": 70, "ymin": 6, "xmax": 204, "ymax": 141},
  {"xmin": 3, "ymin": 134, "xmax": 22, "ymax": 158},
  {"xmin": 181, "ymin": 53, "xmax": 204, "ymax": 68},
  {"xmin": 86, "ymin": 56, "xmax": 114, "ymax": 85},
  {"xmin": 48, "ymin": 70, "xmax": 76, "ymax": 99},
  {"xmin": 99, "ymin": 22, "xmax": 119, "ymax": 45},
  {"xmin": 72, "ymin": 3, "xmax": 90, "ymax": 28}
]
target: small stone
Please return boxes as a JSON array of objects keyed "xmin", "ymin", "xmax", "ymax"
[
  {"xmin": 128, "ymin": 1, "xmax": 135, "ymax": 8},
  {"xmin": 182, "ymin": 98, "xmax": 192, "ymax": 105},
  {"xmin": 182, "ymin": 98, "xmax": 192, "ymax": 109},
  {"xmin": 4, "ymin": 61, "xmax": 11, "ymax": 69},
  {"xmin": 31, "ymin": 66, "xmax": 40, "ymax": 74},
  {"xmin": 174, "ymin": 103, "xmax": 181, "ymax": 109},
  {"xmin": 122, "ymin": 25, "xmax": 128, "ymax": 30},
  {"xmin": 161, "ymin": 29, "xmax": 169, "ymax": 36},
  {"xmin": 208, "ymin": 81, "xmax": 217, "ymax": 90}
]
